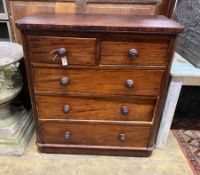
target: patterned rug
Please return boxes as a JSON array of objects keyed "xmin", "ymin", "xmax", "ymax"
[{"xmin": 172, "ymin": 119, "xmax": 200, "ymax": 175}]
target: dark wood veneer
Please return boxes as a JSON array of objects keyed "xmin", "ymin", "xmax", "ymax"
[
  {"xmin": 36, "ymin": 95, "xmax": 156, "ymax": 122},
  {"xmin": 28, "ymin": 36, "xmax": 97, "ymax": 65},
  {"xmin": 33, "ymin": 67, "xmax": 164, "ymax": 96},
  {"xmin": 16, "ymin": 13, "xmax": 183, "ymax": 156},
  {"xmin": 16, "ymin": 13, "xmax": 184, "ymax": 33},
  {"xmin": 40, "ymin": 121, "xmax": 151, "ymax": 147},
  {"xmin": 100, "ymin": 40, "xmax": 169, "ymax": 65}
]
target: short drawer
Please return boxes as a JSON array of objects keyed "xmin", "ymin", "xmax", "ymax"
[
  {"xmin": 27, "ymin": 36, "xmax": 96, "ymax": 65},
  {"xmin": 36, "ymin": 96, "xmax": 157, "ymax": 122},
  {"xmin": 33, "ymin": 68, "xmax": 164, "ymax": 96},
  {"xmin": 40, "ymin": 121, "xmax": 151, "ymax": 148},
  {"xmin": 100, "ymin": 40, "xmax": 168, "ymax": 65}
]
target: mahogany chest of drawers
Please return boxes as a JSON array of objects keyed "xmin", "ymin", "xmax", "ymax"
[{"xmin": 16, "ymin": 13, "xmax": 183, "ymax": 156}]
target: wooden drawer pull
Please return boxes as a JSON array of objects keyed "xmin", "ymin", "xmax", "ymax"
[
  {"xmin": 63, "ymin": 105, "xmax": 70, "ymax": 113},
  {"xmin": 125, "ymin": 79, "xmax": 134, "ymax": 88},
  {"xmin": 128, "ymin": 48, "xmax": 138, "ymax": 59},
  {"xmin": 121, "ymin": 106, "xmax": 129, "ymax": 115},
  {"xmin": 57, "ymin": 48, "xmax": 68, "ymax": 66},
  {"xmin": 51, "ymin": 48, "xmax": 68, "ymax": 66},
  {"xmin": 60, "ymin": 77, "xmax": 69, "ymax": 86},
  {"xmin": 119, "ymin": 133, "xmax": 126, "ymax": 142},
  {"xmin": 51, "ymin": 48, "xmax": 66, "ymax": 57},
  {"xmin": 64, "ymin": 131, "xmax": 71, "ymax": 140},
  {"xmin": 57, "ymin": 48, "xmax": 66, "ymax": 57}
]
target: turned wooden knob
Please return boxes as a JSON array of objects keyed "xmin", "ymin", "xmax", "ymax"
[
  {"xmin": 64, "ymin": 131, "xmax": 71, "ymax": 140},
  {"xmin": 125, "ymin": 79, "xmax": 134, "ymax": 88},
  {"xmin": 128, "ymin": 49, "xmax": 138, "ymax": 59},
  {"xmin": 57, "ymin": 48, "xmax": 66, "ymax": 57},
  {"xmin": 63, "ymin": 105, "xmax": 70, "ymax": 113},
  {"xmin": 119, "ymin": 133, "xmax": 126, "ymax": 142},
  {"xmin": 60, "ymin": 77, "xmax": 69, "ymax": 86},
  {"xmin": 121, "ymin": 106, "xmax": 129, "ymax": 115}
]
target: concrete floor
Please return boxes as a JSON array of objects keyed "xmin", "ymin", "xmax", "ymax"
[{"xmin": 0, "ymin": 131, "xmax": 193, "ymax": 175}]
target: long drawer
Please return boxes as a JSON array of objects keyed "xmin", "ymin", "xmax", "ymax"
[
  {"xmin": 36, "ymin": 95, "xmax": 157, "ymax": 122},
  {"xmin": 27, "ymin": 36, "xmax": 97, "ymax": 66},
  {"xmin": 40, "ymin": 121, "xmax": 151, "ymax": 148},
  {"xmin": 33, "ymin": 68, "xmax": 164, "ymax": 96}
]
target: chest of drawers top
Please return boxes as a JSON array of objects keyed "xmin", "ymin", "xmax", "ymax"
[
  {"xmin": 16, "ymin": 13, "xmax": 183, "ymax": 33},
  {"xmin": 16, "ymin": 13, "xmax": 183, "ymax": 157}
]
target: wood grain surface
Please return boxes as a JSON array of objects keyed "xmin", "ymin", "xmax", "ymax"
[
  {"xmin": 16, "ymin": 13, "xmax": 184, "ymax": 33},
  {"xmin": 28, "ymin": 36, "xmax": 96, "ymax": 65},
  {"xmin": 100, "ymin": 40, "xmax": 168, "ymax": 65},
  {"xmin": 17, "ymin": 13, "xmax": 183, "ymax": 156},
  {"xmin": 10, "ymin": 0, "xmax": 176, "ymax": 43},
  {"xmin": 36, "ymin": 95, "xmax": 156, "ymax": 122},
  {"xmin": 33, "ymin": 67, "xmax": 164, "ymax": 96},
  {"xmin": 85, "ymin": 3, "xmax": 156, "ymax": 15},
  {"xmin": 40, "ymin": 120, "xmax": 151, "ymax": 147}
]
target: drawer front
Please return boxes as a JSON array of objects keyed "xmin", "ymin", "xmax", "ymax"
[
  {"xmin": 27, "ymin": 36, "xmax": 96, "ymax": 65},
  {"xmin": 100, "ymin": 40, "xmax": 168, "ymax": 65},
  {"xmin": 36, "ymin": 96, "xmax": 156, "ymax": 122},
  {"xmin": 40, "ymin": 121, "xmax": 151, "ymax": 147},
  {"xmin": 33, "ymin": 68, "xmax": 164, "ymax": 96}
]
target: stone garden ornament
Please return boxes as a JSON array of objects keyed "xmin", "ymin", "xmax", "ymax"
[
  {"xmin": 0, "ymin": 42, "xmax": 34, "ymax": 155},
  {"xmin": 0, "ymin": 42, "xmax": 23, "ymax": 113}
]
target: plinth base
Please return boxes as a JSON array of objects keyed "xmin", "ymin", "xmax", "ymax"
[{"xmin": 0, "ymin": 105, "xmax": 34, "ymax": 156}]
